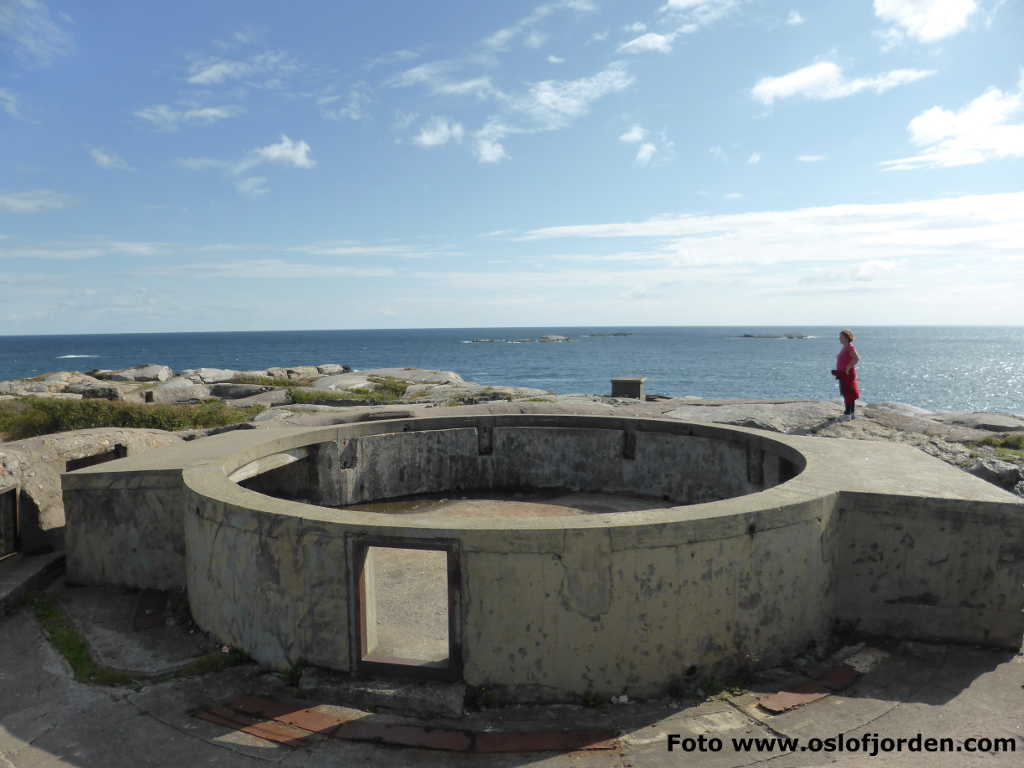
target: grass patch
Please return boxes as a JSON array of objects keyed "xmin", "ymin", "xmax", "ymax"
[
  {"xmin": 979, "ymin": 434, "xmax": 1024, "ymax": 460},
  {"xmin": 289, "ymin": 376, "xmax": 409, "ymax": 405},
  {"xmin": 30, "ymin": 593, "xmax": 138, "ymax": 686},
  {"xmin": 0, "ymin": 397, "xmax": 264, "ymax": 440}
]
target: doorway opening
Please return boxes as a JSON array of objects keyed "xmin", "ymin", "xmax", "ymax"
[{"xmin": 350, "ymin": 537, "xmax": 461, "ymax": 681}]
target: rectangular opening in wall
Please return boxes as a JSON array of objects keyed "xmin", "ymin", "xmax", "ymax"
[
  {"xmin": 0, "ymin": 487, "xmax": 17, "ymax": 561},
  {"xmin": 352, "ymin": 538, "xmax": 460, "ymax": 681}
]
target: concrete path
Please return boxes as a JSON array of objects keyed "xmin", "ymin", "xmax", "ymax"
[{"xmin": 1, "ymin": 581, "xmax": 1021, "ymax": 768}]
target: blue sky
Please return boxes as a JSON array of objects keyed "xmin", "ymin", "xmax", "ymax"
[{"xmin": 1, "ymin": 0, "xmax": 1021, "ymax": 333}]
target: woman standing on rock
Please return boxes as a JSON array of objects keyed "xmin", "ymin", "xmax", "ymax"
[{"xmin": 833, "ymin": 329, "xmax": 861, "ymax": 421}]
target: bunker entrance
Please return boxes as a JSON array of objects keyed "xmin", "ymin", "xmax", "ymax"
[{"xmin": 352, "ymin": 538, "xmax": 461, "ymax": 681}]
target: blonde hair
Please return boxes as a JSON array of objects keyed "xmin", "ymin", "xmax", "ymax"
[{"xmin": 839, "ymin": 329, "xmax": 855, "ymax": 343}]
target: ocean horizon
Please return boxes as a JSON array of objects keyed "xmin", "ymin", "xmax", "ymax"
[{"xmin": 2, "ymin": 326, "xmax": 1022, "ymax": 416}]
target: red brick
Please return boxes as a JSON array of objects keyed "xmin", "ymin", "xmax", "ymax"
[
  {"xmin": 757, "ymin": 690, "xmax": 829, "ymax": 714},
  {"xmin": 226, "ymin": 696, "xmax": 349, "ymax": 735},
  {"xmin": 193, "ymin": 707, "xmax": 312, "ymax": 747}
]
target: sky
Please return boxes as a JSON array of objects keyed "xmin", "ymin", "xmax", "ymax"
[{"xmin": 1, "ymin": 0, "xmax": 1022, "ymax": 334}]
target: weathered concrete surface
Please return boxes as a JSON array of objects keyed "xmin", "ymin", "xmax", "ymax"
[
  {"xmin": 1, "ymin": 590, "xmax": 1022, "ymax": 767},
  {"xmin": 1, "ymin": 428, "xmax": 182, "ymax": 552},
  {"xmin": 63, "ymin": 415, "xmax": 1024, "ymax": 702}
]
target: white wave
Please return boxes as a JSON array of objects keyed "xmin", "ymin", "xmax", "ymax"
[{"xmin": 56, "ymin": 354, "xmax": 99, "ymax": 358}]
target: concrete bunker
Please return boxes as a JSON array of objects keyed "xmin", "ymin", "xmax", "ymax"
[{"xmin": 63, "ymin": 414, "xmax": 1024, "ymax": 701}]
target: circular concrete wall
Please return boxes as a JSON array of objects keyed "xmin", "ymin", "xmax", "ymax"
[{"xmin": 182, "ymin": 415, "xmax": 833, "ymax": 701}]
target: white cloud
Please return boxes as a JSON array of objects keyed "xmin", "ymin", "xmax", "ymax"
[
  {"xmin": 512, "ymin": 64, "xmax": 634, "ymax": 130},
  {"xmin": 547, "ymin": 54, "xmax": 565, "ymax": 63},
  {"xmin": 236, "ymin": 177, "xmax": 269, "ymax": 197},
  {"xmin": 0, "ymin": 189, "xmax": 69, "ymax": 213},
  {"xmin": 660, "ymin": 0, "xmax": 742, "ymax": 27},
  {"xmin": 89, "ymin": 147, "xmax": 131, "ymax": 170},
  {"xmin": 0, "ymin": 88, "xmax": 20, "ymax": 117},
  {"xmin": 414, "ymin": 116, "xmax": 465, "ymax": 147},
  {"xmin": 482, "ymin": 0, "xmax": 594, "ymax": 51},
  {"xmin": 512, "ymin": 193, "xmax": 1024, "ymax": 300},
  {"xmin": 710, "ymin": 145, "xmax": 728, "ymax": 160},
  {"xmin": 319, "ymin": 84, "xmax": 371, "ymax": 121},
  {"xmin": 798, "ymin": 154, "xmax": 825, "ymax": 162},
  {"xmin": 874, "ymin": 0, "xmax": 977, "ymax": 44},
  {"xmin": 881, "ymin": 79, "xmax": 1024, "ymax": 170},
  {"xmin": 524, "ymin": 30, "xmax": 547, "ymax": 48},
  {"xmin": 786, "ymin": 10, "xmax": 805, "ymax": 25},
  {"xmin": 387, "ymin": 64, "xmax": 499, "ymax": 100},
  {"xmin": 620, "ymin": 125, "xmax": 671, "ymax": 166},
  {"xmin": 178, "ymin": 157, "xmax": 229, "ymax": 170},
  {"xmin": 747, "ymin": 152, "xmax": 761, "ymax": 164},
  {"xmin": 135, "ymin": 103, "xmax": 243, "ymax": 131},
  {"xmin": 253, "ymin": 135, "xmax": 315, "ymax": 168},
  {"xmin": 147, "ymin": 259, "xmax": 396, "ymax": 280},
  {"xmin": 185, "ymin": 50, "xmax": 297, "ymax": 85},
  {"xmin": 619, "ymin": 124, "xmax": 648, "ymax": 143},
  {"xmin": 435, "ymin": 77, "xmax": 498, "ymax": 98},
  {"xmin": 475, "ymin": 121, "xmax": 511, "ymax": 163},
  {"xmin": 751, "ymin": 61, "xmax": 935, "ymax": 104},
  {"xmin": 724, "ymin": 192, "xmax": 744, "ymax": 199},
  {"xmin": 625, "ymin": 22, "xmax": 648, "ymax": 32},
  {"xmin": 618, "ymin": 32, "xmax": 675, "ymax": 54},
  {"xmin": 0, "ymin": 0, "xmax": 74, "ymax": 67},
  {"xmin": 635, "ymin": 143, "xmax": 658, "ymax": 166}
]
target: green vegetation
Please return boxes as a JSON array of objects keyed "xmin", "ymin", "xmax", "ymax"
[
  {"xmin": 288, "ymin": 375, "xmax": 409, "ymax": 405},
  {"xmin": 30, "ymin": 593, "xmax": 137, "ymax": 686},
  {"xmin": 979, "ymin": 433, "xmax": 1024, "ymax": 460},
  {"xmin": 0, "ymin": 397, "xmax": 264, "ymax": 441},
  {"xmin": 29, "ymin": 592, "xmax": 250, "ymax": 687}
]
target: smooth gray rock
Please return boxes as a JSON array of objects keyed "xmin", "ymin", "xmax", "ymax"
[
  {"xmin": 664, "ymin": 399, "xmax": 842, "ymax": 433},
  {"xmin": 149, "ymin": 376, "xmax": 212, "ymax": 404},
  {"xmin": 210, "ymin": 383, "xmax": 274, "ymax": 399},
  {"xmin": 286, "ymin": 366, "xmax": 320, "ymax": 379},
  {"xmin": 932, "ymin": 411, "xmax": 1024, "ymax": 432},
  {"xmin": 316, "ymin": 363, "xmax": 351, "ymax": 375},
  {"xmin": 966, "ymin": 458, "xmax": 1024, "ymax": 491},
  {"xmin": 224, "ymin": 389, "xmax": 291, "ymax": 408},
  {"xmin": 180, "ymin": 367, "xmax": 238, "ymax": 384},
  {"xmin": 95, "ymin": 364, "xmax": 172, "ymax": 382}
]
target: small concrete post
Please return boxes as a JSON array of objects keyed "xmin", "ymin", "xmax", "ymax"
[{"xmin": 611, "ymin": 377, "xmax": 646, "ymax": 399}]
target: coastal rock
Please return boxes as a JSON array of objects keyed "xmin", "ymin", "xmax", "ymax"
[
  {"xmin": 311, "ymin": 373, "xmax": 376, "ymax": 391},
  {"xmin": 966, "ymin": 458, "xmax": 1024, "ymax": 493},
  {"xmin": 95, "ymin": 364, "xmax": 173, "ymax": 383},
  {"xmin": 0, "ymin": 428, "xmax": 182, "ymax": 552},
  {"xmin": 931, "ymin": 411, "xmax": 1024, "ymax": 433},
  {"xmin": 223, "ymin": 389, "xmax": 291, "ymax": 408},
  {"xmin": 404, "ymin": 383, "xmax": 550, "ymax": 404},
  {"xmin": 181, "ymin": 368, "xmax": 238, "ymax": 384},
  {"xmin": 286, "ymin": 366, "xmax": 320, "ymax": 380},
  {"xmin": 663, "ymin": 399, "xmax": 842, "ymax": 433},
  {"xmin": 265, "ymin": 367, "xmax": 290, "ymax": 379},
  {"xmin": 210, "ymin": 383, "xmax": 274, "ymax": 399},
  {"xmin": 539, "ymin": 335, "xmax": 570, "ymax": 342},
  {"xmin": 149, "ymin": 376, "xmax": 212, "ymax": 404},
  {"xmin": 316, "ymin": 364, "xmax": 351, "ymax": 375},
  {"xmin": 363, "ymin": 368, "xmax": 465, "ymax": 385}
]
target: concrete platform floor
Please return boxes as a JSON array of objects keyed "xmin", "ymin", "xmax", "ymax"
[
  {"xmin": 342, "ymin": 490, "xmax": 674, "ymax": 519},
  {"xmin": 1, "ymin": 579, "xmax": 1022, "ymax": 767}
]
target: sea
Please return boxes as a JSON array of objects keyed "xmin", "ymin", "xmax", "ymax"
[{"xmin": 1, "ymin": 326, "xmax": 1021, "ymax": 416}]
